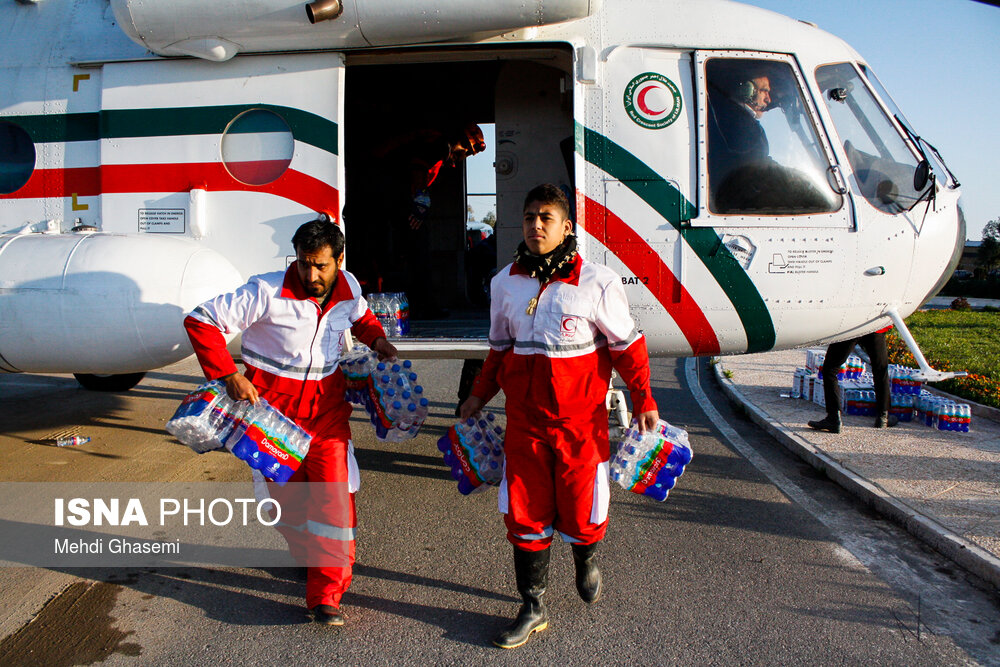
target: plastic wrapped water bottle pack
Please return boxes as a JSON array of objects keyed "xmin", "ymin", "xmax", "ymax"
[
  {"xmin": 166, "ymin": 380, "xmax": 312, "ymax": 485},
  {"xmin": 437, "ymin": 412, "xmax": 506, "ymax": 495},
  {"xmin": 610, "ymin": 418, "xmax": 692, "ymax": 502},
  {"xmin": 338, "ymin": 344, "xmax": 429, "ymax": 442}
]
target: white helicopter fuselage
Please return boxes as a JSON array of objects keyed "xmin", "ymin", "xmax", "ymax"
[{"xmin": 0, "ymin": 0, "xmax": 964, "ymax": 378}]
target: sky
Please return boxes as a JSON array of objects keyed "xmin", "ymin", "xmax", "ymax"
[{"xmin": 465, "ymin": 0, "xmax": 998, "ymax": 240}]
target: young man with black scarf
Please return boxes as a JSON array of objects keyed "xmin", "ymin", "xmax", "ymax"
[{"xmin": 459, "ymin": 184, "xmax": 659, "ymax": 649}]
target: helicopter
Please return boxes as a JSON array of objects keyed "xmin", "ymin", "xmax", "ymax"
[{"xmin": 0, "ymin": 0, "xmax": 964, "ymax": 391}]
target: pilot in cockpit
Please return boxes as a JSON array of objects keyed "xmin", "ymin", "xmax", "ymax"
[{"xmin": 709, "ymin": 70, "xmax": 775, "ymax": 176}]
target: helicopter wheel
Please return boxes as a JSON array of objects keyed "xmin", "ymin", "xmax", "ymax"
[{"xmin": 73, "ymin": 372, "xmax": 146, "ymax": 392}]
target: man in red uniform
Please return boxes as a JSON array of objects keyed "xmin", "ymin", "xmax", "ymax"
[
  {"xmin": 184, "ymin": 218, "xmax": 396, "ymax": 626},
  {"xmin": 459, "ymin": 184, "xmax": 658, "ymax": 649}
]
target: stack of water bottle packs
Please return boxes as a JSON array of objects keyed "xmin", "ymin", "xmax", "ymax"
[
  {"xmin": 166, "ymin": 380, "xmax": 311, "ymax": 485},
  {"xmin": 913, "ymin": 390, "xmax": 972, "ymax": 432},
  {"xmin": 367, "ymin": 292, "xmax": 409, "ymax": 337},
  {"xmin": 610, "ymin": 418, "xmax": 693, "ymax": 502},
  {"xmin": 790, "ymin": 351, "xmax": 972, "ymax": 432},
  {"xmin": 437, "ymin": 413, "xmax": 506, "ymax": 495},
  {"xmin": 338, "ymin": 344, "xmax": 429, "ymax": 441},
  {"xmin": 791, "ymin": 350, "xmax": 864, "ymax": 407}
]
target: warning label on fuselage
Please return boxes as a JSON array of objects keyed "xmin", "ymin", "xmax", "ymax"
[
  {"xmin": 768, "ymin": 249, "xmax": 834, "ymax": 275},
  {"xmin": 138, "ymin": 209, "xmax": 185, "ymax": 234}
]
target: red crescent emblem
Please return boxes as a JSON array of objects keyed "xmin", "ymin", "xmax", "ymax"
[{"xmin": 637, "ymin": 84, "xmax": 667, "ymax": 116}]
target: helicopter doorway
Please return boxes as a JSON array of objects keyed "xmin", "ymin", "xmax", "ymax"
[{"xmin": 342, "ymin": 46, "xmax": 575, "ymax": 356}]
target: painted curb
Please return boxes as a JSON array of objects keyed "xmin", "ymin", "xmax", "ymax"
[{"xmin": 713, "ymin": 360, "xmax": 1000, "ymax": 592}]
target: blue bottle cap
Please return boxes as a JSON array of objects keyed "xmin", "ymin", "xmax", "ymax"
[
  {"xmin": 403, "ymin": 360, "xmax": 412, "ymax": 368},
  {"xmin": 420, "ymin": 398, "xmax": 429, "ymax": 407}
]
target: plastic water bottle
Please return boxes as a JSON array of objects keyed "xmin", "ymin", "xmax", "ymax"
[
  {"xmin": 957, "ymin": 404, "xmax": 971, "ymax": 433},
  {"xmin": 370, "ymin": 293, "xmax": 397, "ymax": 336},
  {"xmin": 385, "ymin": 293, "xmax": 402, "ymax": 336},
  {"xmin": 393, "ymin": 292, "xmax": 410, "ymax": 335},
  {"xmin": 56, "ymin": 436, "xmax": 91, "ymax": 447}
]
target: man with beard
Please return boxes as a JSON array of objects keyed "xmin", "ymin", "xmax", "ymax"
[{"xmin": 184, "ymin": 218, "xmax": 396, "ymax": 626}]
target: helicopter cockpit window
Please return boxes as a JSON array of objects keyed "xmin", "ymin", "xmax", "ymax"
[
  {"xmin": 706, "ymin": 58, "xmax": 841, "ymax": 216},
  {"xmin": 815, "ymin": 63, "xmax": 927, "ymax": 214},
  {"xmin": 0, "ymin": 121, "xmax": 35, "ymax": 194}
]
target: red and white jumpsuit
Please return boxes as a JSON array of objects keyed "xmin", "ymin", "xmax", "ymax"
[
  {"xmin": 184, "ymin": 265, "xmax": 386, "ymax": 609},
  {"xmin": 470, "ymin": 254, "xmax": 657, "ymax": 551}
]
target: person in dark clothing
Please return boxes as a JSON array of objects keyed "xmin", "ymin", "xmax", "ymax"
[
  {"xmin": 808, "ymin": 327, "xmax": 897, "ymax": 433},
  {"xmin": 708, "ymin": 74, "xmax": 774, "ymax": 213},
  {"xmin": 346, "ymin": 123, "xmax": 486, "ymax": 316}
]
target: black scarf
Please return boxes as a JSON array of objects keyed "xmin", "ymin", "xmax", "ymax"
[{"xmin": 514, "ymin": 234, "xmax": 578, "ymax": 284}]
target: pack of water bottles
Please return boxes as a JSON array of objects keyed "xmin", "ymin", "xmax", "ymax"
[
  {"xmin": 166, "ymin": 380, "xmax": 247, "ymax": 453},
  {"xmin": 610, "ymin": 418, "xmax": 693, "ymax": 502},
  {"xmin": 166, "ymin": 381, "xmax": 312, "ymax": 484},
  {"xmin": 224, "ymin": 399, "xmax": 312, "ymax": 484},
  {"xmin": 889, "ymin": 393, "xmax": 916, "ymax": 422},
  {"xmin": 367, "ymin": 292, "xmax": 409, "ymax": 337},
  {"xmin": 915, "ymin": 391, "xmax": 972, "ymax": 432},
  {"xmin": 889, "ymin": 364, "xmax": 924, "ymax": 395},
  {"xmin": 338, "ymin": 344, "xmax": 429, "ymax": 442},
  {"xmin": 805, "ymin": 349, "xmax": 862, "ymax": 379},
  {"xmin": 843, "ymin": 387, "xmax": 877, "ymax": 416},
  {"xmin": 793, "ymin": 353, "xmax": 863, "ymax": 401},
  {"xmin": 437, "ymin": 412, "xmax": 506, "ymax": 495}
]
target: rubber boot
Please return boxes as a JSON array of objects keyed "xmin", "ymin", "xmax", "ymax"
[
  {"xmin": 571, "ymin": 542, "xmax": 602, "ymax": 603},
  {"xmin": 807, "ymin": 414, "xmax": 841, "ymax": 433},
  {"xmin": 493, "ymin": 547, "xmax": 550, "ymax": 649}
]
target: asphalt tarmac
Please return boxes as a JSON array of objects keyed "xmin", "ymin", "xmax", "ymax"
[{"xmin": 1, "ymin": 356, "xmax": 998, "ymax": 666}]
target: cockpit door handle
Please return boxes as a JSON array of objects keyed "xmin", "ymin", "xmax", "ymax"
[{"xmin": 826, "ymin": 165, "xmax": 848, "ymax": 195}]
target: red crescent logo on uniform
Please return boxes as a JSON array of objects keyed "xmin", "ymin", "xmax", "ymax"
[{"xmin": 561, "ymin": 316, "xmax": 578, "ymax": 337}]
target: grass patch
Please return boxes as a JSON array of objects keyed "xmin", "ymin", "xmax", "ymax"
[{"xmin": 886, "ymin": 309, "xmax": 1000, "ymax": 408}]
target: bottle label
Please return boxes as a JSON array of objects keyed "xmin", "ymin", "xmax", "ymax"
[{"xmin": 447, "ymin": 427, "xmax": 488, "ymax": 487}]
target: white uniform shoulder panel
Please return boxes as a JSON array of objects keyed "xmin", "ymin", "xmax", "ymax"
[
  {"xmin": 247, "ymin": 270, "xmax": 287, "ymax": 290},
  {"xmin": 338, "ymin": 269, "xmax": 363, "ymax": 300},
  {"xmin": 578, "ymin": 258, "xmax": 622, "ymax": 291}
]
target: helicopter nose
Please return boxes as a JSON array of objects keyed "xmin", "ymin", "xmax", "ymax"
[{"xmin": 912, "ymin": 199, "xmax": 966, "ymax": 308}]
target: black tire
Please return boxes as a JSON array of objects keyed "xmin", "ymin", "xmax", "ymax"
[{"xmin": 73, "ymin": 372, "xmax": 146, "ymax": 392}]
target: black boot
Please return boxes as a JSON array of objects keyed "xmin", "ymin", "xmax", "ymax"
[
  {"xmin": 873, "ymin": 412, "xmax": 898, "ymax": 428},
  {"xmin": 493, "ymin": 547, "xmax": 550, "ymax": 649},
  {"xmin": 807, "ymin": 414, "xmax": 841, "ymax": 433},
  {"xmin": 571, "ymin": 542, "xmax": 602, "ymax": 603}
]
